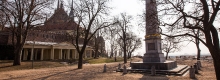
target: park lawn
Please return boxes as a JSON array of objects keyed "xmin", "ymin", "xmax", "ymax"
[
  {"xmin": 0, "ymin": 60, "xmax": 66, "ymax": 72},
  {"xmin": 0, "ymin": 57, "xmax": 126, "ymax": 72}
]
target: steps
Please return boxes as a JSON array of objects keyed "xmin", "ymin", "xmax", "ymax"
[{"xmin": 116, "ymin": 65, "xmax": 189, "ymax": 76}]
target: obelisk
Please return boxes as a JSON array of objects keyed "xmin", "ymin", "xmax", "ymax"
[
  {"xmin": 143, "ymin": 0, "xmax": 165, "ymax": 62},
  {"xmin": 130, "ymin": 0, "xmax": 177, "ymax": 70}
]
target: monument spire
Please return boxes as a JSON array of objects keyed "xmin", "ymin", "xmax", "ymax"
[
  {"xmin": 57, "ymin": 0, "xmax": 60, "ymax": 9},
  {"xmin": 71, "ymin": 0, "xmax": 73, "ymax": 9},
  {"xmin": 130, "ymin": 0, "xmax": 178, "ymax": 72},
  {"xmin": 143, "ymin": 0, "xmax": 165, "ymax": 62},
  {"xmin": 145, "ymin": 0, "xmax": 159, "ymax": 35},
  {"xmin": 69, "ymin": 0, "xmax": 75, "ymax": 21},
  {"xmin": 60, "ymin": 0, "xmax": 63, "ymax": 9}
]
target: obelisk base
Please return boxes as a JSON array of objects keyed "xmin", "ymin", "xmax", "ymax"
[
  {"xmin": 143, "ymin": 53, "xmax": 165, "ymax": 62},
  {"xmin": 130, "ymin": 61, "xmax": 177, "ymax": 70}
]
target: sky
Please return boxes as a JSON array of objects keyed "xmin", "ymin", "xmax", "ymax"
[
  {"xmin": 61, "ymin": 0, "xmax": 211, "ymax": 56},
  {"xmin": 109, "ymin": 0, "xmax": 211, "ymax": 56}
]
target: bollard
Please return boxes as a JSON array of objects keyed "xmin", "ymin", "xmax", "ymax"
[
  {"xmin": 151, "ymin": 66, "xmax": 156, "ymax": 76},
  {"xmin": 197, "ymin": 61, "xmax": 201, "ymax": 70},
  {"xmin": 118, "ymin": 63, "xmax": 121, "ymax": 70},
  {"xmin": 189, "ymin": 66, "xmax": 196, "ymax": 79},
  {"xmin": 123, "ymin": 65, "xmax": 127, "ymax": 74},
  {"xmin": 103, "ymin": 64, "xmax": 106, "ymax": 72},
  {"xmin": 197, "ymin": 60, "xmax": 202, "ymax": 67},
  {"xmin": 194, "ymin": 63, "xmax": 198, "ymax": 74}
]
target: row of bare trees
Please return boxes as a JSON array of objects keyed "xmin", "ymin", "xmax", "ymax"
[
  {"xmin": 0, "ymin": 0, "xmax": 142, "ymax": 69},
  {"xmin": 65, "ymin": 0, "xmax": 142, "ymax": 68},
  {"xmin": 105, "ymin": 13, "xmax": 142, "ymax": 63},
  {"xmin": 157, "ymin": 0, "xmax": 220, "ymax": 79}
]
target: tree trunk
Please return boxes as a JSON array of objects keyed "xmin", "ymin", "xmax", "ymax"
[
  {"xmin": 213, "ymin": 54, "xmax": 220, "ymax": 80},
  {"xmin": 196, "ymin": 47, "xmax": 201, "ymax": 60},
  {"xmin": 165, "ymin": 52, "xmax": 168, "ymax": 60},
  {"xmin": 13, "ymin": 47, "xmax": 22, "ymax": 66},
  {"xmin": 124, "ymin": 45, "xmax": 127, "ymax": 63},
  {"xmin": 110, "ymin": 51, "xmax": 113, "ymax": 58},
  {"xmin": 128, "ymin": 52, "xmax": 131, "ymax": 59},
  {"xmin": 78, "ymin": 53, "xmax": 83, "ymax": 69},
  {"xmin": 124, "ymin": 52, "xmax": 127, "ymax": 63},
  {"xmin": 196, "ymin": 37, "xmax": 201, "ymax": 60},
  {"xmin": 94, "ymin": 48, "xmax": 98, "ymax": 59}
]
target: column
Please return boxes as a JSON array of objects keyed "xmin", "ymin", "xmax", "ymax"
[
  {"xmin": 67, "ymin": 49, "xmax": 70, "ymax": 59},
  {"xmin": 35, "ymin": 49, "xmax": 37, "ymax": 60},
  {"xmin": 59, "ymin": 49, "xmax": 63, "ymax": 59},
  {"xmin": 71, "ymin": 49, "xmax": 74, "ymax": 59},
  {"xmin": 75, "ymin": 49, "xmax": 77, "ymax": 59},
  {"xmin": 50, "ymin": 47, "xmax": 54, "ymax": 60},
  {"xmin": 30, "ymin": 48, "xmax": 34, "ymax": 60},
  {"xmin": 23, "ymin": 49, "xmax": 28, "ymax": 60},
  {"xmin": 41, "ymin": 48, "xmax": 44, "ymax": 60}
]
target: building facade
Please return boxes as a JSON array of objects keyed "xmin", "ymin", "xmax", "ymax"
[{"xmin": 0, "ymin": 0, "xmax": 105, "ymax": 60}]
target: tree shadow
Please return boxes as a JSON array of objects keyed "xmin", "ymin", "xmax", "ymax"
[
  {"xmin": 0, "ymin": 65, "xmax": 14, "ymax": 68},
  {"xmin": 36, "ymin": 68, "xmax": 79, "ymax": 80}
]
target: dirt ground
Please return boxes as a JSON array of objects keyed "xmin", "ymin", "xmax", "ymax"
[{"xmin": 0, "ymin": 58, "xmax": 216, "ymax": 80}]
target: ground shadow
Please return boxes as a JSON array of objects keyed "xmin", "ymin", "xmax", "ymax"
[
  {"xmin": 0, "ymin": 65, "xmax": 14, "ymax": 68},
  {"xmin": 36, "ymin": 68, "xmax": 79, "ymax": 80}
]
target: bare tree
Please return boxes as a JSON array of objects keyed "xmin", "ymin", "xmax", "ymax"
[
  {"xmin": 70, "ymin": 0, "xmax": 116, "ymax": 69},
  {"xmin": 162, "ymin": 37, "xmax": 181, "ymax": 59},
  {"xmin": 158, "ymin": 0, "xmax": 220, "ymax": 79},
  {"xmin": 1, "ymin": 0, "xmax": 52, "ymax": 65},
  {"xmin": 114, "ymin": 13, "xmax": 133, "ymax": 63},
  {"xmin": 93, "ymin": 31, "xmax": 105, "ymax": 58},
  {"xmin": 0, "ymin": 0, "xmax": 7, "ymax": 31},
  {"xmin": 189, "ymin": 29, "xmax": 204, "ymax": 60},
  {"xmin": 127, "ymin": 34, "xmax": 142, "ymax": 59},
  {"xmin": 107, "ymin": 26, "xmax": 118, "ymax": 58},
  {"xmin": 117, "ymin": 32, "xmax": 142, "ymax": 59}
]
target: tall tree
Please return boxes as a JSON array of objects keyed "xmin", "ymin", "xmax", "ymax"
[
  {"xmin": 1, "ymin": 0, "xmax": 52, "ymax": 65},
  {"xmin": 115, "ymin": 13, "xmax": 133, "ymax": 63},
  {"xmin": 70, "ymin": 0, "xmax": 115, "ymax": 69},
  {"xmin": 190, "ymin": 29, "xmax": 204, "ymax": 60},
  {"xmin": 158, "ymin": 0, "xmax": 220, "ymax": 79}
]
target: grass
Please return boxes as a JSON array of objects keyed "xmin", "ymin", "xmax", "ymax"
[
  {"xmin": 0, "ymin": 57, "xmax": 126, "ymax": 72},
  {"xmin": 87, "ymin": 57, "xmax": 124, "ymax": 64},
  {"xmin": 0, "ymin": 60, "xmax": 66, "ymax": 72}
]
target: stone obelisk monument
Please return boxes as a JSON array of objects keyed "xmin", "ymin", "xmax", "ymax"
[
  {"xmin": 130, "ymin": 0, "xmax": 177, "ymax": 70},
  {"xmin": 143, "ymin": 0, "xmax": 165, "ymax": 62}
]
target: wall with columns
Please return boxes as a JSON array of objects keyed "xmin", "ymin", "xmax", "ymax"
[{"xmin": 22, "ymin": 47, "xmax": 93, "ymax": 61}]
